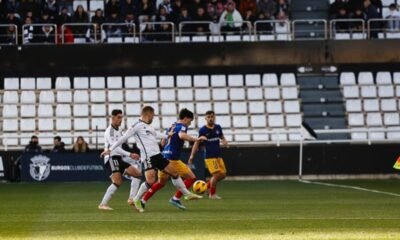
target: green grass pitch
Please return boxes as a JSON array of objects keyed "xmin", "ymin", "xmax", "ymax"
[{"xmin": 1, "ymin": 180, "xmax": 400, "ymax": 240}]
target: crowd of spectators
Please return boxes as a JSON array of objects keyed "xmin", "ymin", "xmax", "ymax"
[
  {"xmin": 0, "ymin": 0, "xmax": 291, "ymax": 43},
  {"xmin": 24, "ymin": 135, "xmax": 90, "ymax": 153},
  {"xmin": 330, "ymin": 0, "xmax": 400, "ymax": 34}
]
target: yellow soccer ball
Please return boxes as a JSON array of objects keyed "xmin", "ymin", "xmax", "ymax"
[{"xmin": 192, "ymin": 180, "xmax": 207, "ymax": 194}]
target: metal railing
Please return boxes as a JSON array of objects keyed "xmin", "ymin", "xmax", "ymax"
[
  {"xmin": 254, "ymin": 20, "xmax": 291, "ymax": 41},
  {"xmin": 368, "ymin": 18, "xmax": 400, "ymax": 39},
  {"xmin": 0, "ymin": 24, "xmax": 18, "ymax": 45},
  {"xmin": 178, "ymin": 21, "xmax": 216, "ymax": 42},
  {"xmin": 330, "ymin": 19, "xmax": 366, "ymax": 40},
  {"xmin": 61, "ymin": 23, "xmax": 97, "ymax": 44},
  {"xmin": 292, "ymin": 19, "xmax": 328, "ymax": 40},
  {"xmin": 22, "ymin": 24, "xmax": 58, "ymax": 45},
  {"xmin": 139, "ymin": 21, "xmax": 175, "ymax": 43},
  {"xmin": 101, "ymin": 23, "xmax": 136, "ymax": 44}
]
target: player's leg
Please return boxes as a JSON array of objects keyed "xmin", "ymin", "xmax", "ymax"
[
  {"xmin": 132, "ymin": 158, "xmax": 158, "ymax": 212},
  {"xmin": 172, "ymin": 161, "xmax": 197, "ymax": 200},
  {"xmin": 208, "ymin": 158, "xmax": 226, "ymax": 199},
  {"xmin": 141, "ymin": 170, "xmax": 168, "ymax": 204},
  {"xmin": 99, "ymin": 172, "xmax": 123, "ymax": 210},
  {"xmin": 124, "ymin": 165, "xmax": 142, "ymax": 205}
]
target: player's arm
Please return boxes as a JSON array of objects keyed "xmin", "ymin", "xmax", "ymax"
[
  {"xmin": 219, "ymin": 126, "xmax": 228, "ymax": 147},
  {"xmin": 188, "ymin": 140, "xmax": 200, "ymax": 165},
  {"xmin": 114, "ymin": 147, "xmax": 140, "ymax": 160},
  {"xmin": 101, "ymin": 126, "xmax": 137, "ymax": 157}
]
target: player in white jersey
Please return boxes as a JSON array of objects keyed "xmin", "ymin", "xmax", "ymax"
[
  {"xmin": 101, "ymin": 106, "xmax": 202, "ymax": 213},
  {"xmin": 98, "ymin": 109, "xmax": 142, "ymax": 211}
]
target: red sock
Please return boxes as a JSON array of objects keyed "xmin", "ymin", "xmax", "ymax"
[
  {"xmin": 142, "ymin": 182, "xmax": 165, "ymax": 202},
  {"xmin": 174, "ymin": 178, "xmax": 196, "ymax": 199},
  {"xmin": 210, "ymin": 185, "xmax": 216, "ymax": 196}
]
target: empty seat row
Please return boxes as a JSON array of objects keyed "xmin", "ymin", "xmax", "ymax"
[
  {"xmin": 348, "ymin": 112, "xmax": 400, "ymax": 126},
  {"xmin": 3, "ymin": 74, "xmax": 296, "ymax": 90},
  {"xmin": 350, "ymin": 127, "xmax": 400, "ymax": 140},
  {"xmin": 342, "ymin": 85, "xmax": 399, "ymax": 98},
  {"xmin": 345, "ymin": 99, "xmax": 400, "ymax": 112},
  {"xmin": 340, "ymin": 71, "xmax": 400, "ymax": 85}
]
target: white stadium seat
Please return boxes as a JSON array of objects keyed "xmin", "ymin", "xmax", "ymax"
[
  {"xmin": 125, "ymin": 76, "xmax": 140, "ymax": 88},
  {"xmin": 282, "ymin": 87, "xmax": 298, "ymax": 99},
  {"xmin": 74, "ymin": 77, "xmax": 89, "ymax": 89},
  {"xmin": 228, "ymin": 75, "xmax": 244, "ymax": 86},
  {"xmin": 193, "ymin": 75, "xmax": 209, "ymax": 87},
  {"xmin": 216, "ymin": 115, "xmax": 231, "ymax": 128},
  {"xmin": 108, "ymin": 104, "xmax": 123, "ymax": 114},
  {"xmin": 284, "ymin": 101, "xmax": 300, "ymax": 113},
  {"xmin": 73, "ymin": 104, "xmax": 89, "ymax": 117},
  {"xmin": 74, "ymin": 118, "xmax": 90, "ymax": 131},
  {"xmin": 56, "ymin": 118, "xmax": 72, "ymax": 131},
  {"xmin": 268, "ymin": 115, "xmax": 285, "ymax": 127},
  {"xmin": 74, "ymin": 90, "xmax": 89, "ymax": 103},
  {"xmin": 262, "ymin": 73, "xmax": 278, "ymax": 86},
  {"xmin": 196, "ymin": 102, "xmax": 212, "ymax": 114},
  {"xmin": 358, "ymin": 72, "xmax": 374, "ymax": 85},
  {"xmin": 264, "ymin": 87, "xmax": 280, "ymax": 100},
  {"xmin": 125, "ymin": 89, "xmax": 141, "ymax": 102},
  {"xmin": 159, "ymin": 89, "xmax": 176, "ymax": 101},
  {"xmin": 57, "ymin": 91, "xmax": 72, "ymax": 103},
  {"xmin": 211, "ymin": 75, "xmax": 226, "ymax": 87},
  {"xmin": 348, "ymin": 113, "xmax": 364, "ymax": 126},
  {"xmin": 248, "ymin": 101, "xmax": 265, "ymax": 114},
  {"xmin": 214, "ymin": 102, "xmax": 230, "ymax": 114},
  {"xmin": 3, "ymin": 119, "xmax": 18, "ymax": 131},
  {"xmin": 142, "ymin": 89, "xmax": 158, "ymax": 101},
  {"xmin": 343, "ymin": 86, "xmax": 359, "ymax": 98},
  {"xmin": 250, "ymin": 115, "xmax": 266, "ymax": 127},
  {"xmin": 91, "ymin": 118, "xmax": 107, "ymax": 130},
  {"xmin": 363, "ymin": 99, "xmax": 379, "ymax": 112},
  {"xmin": 177, "ymin": 89, "xmax": 193, "ymax": 101},
  {"xmin": 247, "ymin": 88, "xmax": 263, "ymax": 100},
  {"xmin": 231, "ymin": 102, "xmax": 247, "ymax": 114},
  {"xmin": 394, "ymin": 72, "xmax": 400, "ymax": 84},
  {"xmin": 38, "ymin": 118, "xmax": 53, "ymax": 131},
  {"xmin": 270, "ymin": 130, "xmax": 288, "ymax": 141},
  {"xmin": 378, "ymin": 85, "xmax": 394, "ymax": 98},
  {"xmin": 3, "ymin": 91, "xmax": 19, "ymax": 104},
  {"xmin": 108, "ymin": 90, "xmax": 124, "ymax": 102},
  {"xmin": 376, "ymin": 72, "xmax": 392, "ymax": 84},
  {"xmin": 369, "ymin": 128, "xmax": 385, "ymax": 140},
  {"xmin": 126, "ymin": 103, "xmax": 142, "ymax": 116},
  {"xmin": 229, "ymin": 88, "xmax": 245, "ymax": 100},
  {"xmin": 280, "ymin": 73, "xmax": 296, "ymax": 86},
  {"xmin": 90, "ymin": 77, "xmax": 105, "ymax": 89},
  {"xmin": 159, "ymin": 76, "xmax": 175, "ymax": 88},
  {"xmin": 212, "ymin": 88, "xmax": 228, "ymax": 101},
  {"xmin": 38, "ymin": 104, "xmax": 53, "ymax": 117},
  {"xmin": 340, "ymin": 72, "xmax": 356, "ymax": 85},
  {"xmin": 346, "ymin": 99, "xmax": 362, "ymax": 112},
  {"xmin": 56, "ymin": 104, "xmax": 71, "ymax": 117},
  {"xmin": 234, "ymin": 129, "xmax": 251, "ymax": 142},
  {"xmin": 39, "ymin": 91, "xmax": 55, "ymax": 103},
  {"xmin": 90, "ymin": 90, "xmax": 106, "ymax": 102},
  {"xmin": 253, "ymin": 134, "xmax": 269, "ymax": 141},
  {"xmin": 20, "ymin": 78, "xmax": 35, "ymax": 89},
  {"xmin": 36, "ymin": 77, "xmax": 52, "ymax": 89},
  {"xmin": 107, "ymin": 76, "xmax": 123, "ymax": 89},
  {"xmin": 195, "ymin": 89, "xmax": 211, "ymax": 101},
  {"xmin": 20, "ymin": 118, "xmax": 36, "ymax": 131},
  {"xmin": 20, "ymin": 105, "xmax": 35, "ymax": 117},
  {"xmin": 245, "ymin": 74, "xmax": 261, "ymax": 86},
  {"xmin": 3, "ymin": 105, "xmax": 18, "ymax": 118},
  {"xmin": 55, "ymin": 77, "xmax": 71, "ymax": 89},
  {"xmin": 4, "ymin": 78, "xmax": 19, "ymax": 89},
  {"xmin": 232, "ymin": 115, "xmax": 249, "ymax": 128},
  {"xmin": 286, "ymin": 114, "xmax": 302, "ymax": 127},
  {"xmin": 161, "ymin": 102, "xmax": 177, "ymax": 115},
  {"xmin": 161, "ymin": 116, "xmax": 177, "ymax": 129},
  {"xmin": 350, "ymin": 128, "xmax": 367, "ymax": 140},
  {"xmin": 20, "ymin": 91, "xmax": 36, "ymax": 104},
  {"xmin": 380, "ymin": 99, "xmax": 397, "ymax": 112},
  {"xmin": 141, "ymin": 76, "xmax": 157, "ymax": 88},
  {"xmin": 178, "ymin": 102, "xmax": 195, "ymax": 113},
  {"xmin": 91, "ymin": 104, "xmax": 106, "ymax": 117},
  {"xmin": 176, "ymin": 75, "xmax": 192, "ymax": 88},
  {"xmin": 384, "ymin": 113, "xmax": 400, "ymax": 126},
  {"xmin": 366, "ymin": 113, "xmax": 382, "ymax": 126},
  {"xmin": 387, "ymin": 127, "xmax": 400, "ymax": 139},
  {"xmin": 360, "ymin": 86, "xmax": 377, "ymax": 98},
  {"xmin": 267, "ymin": 101, "xmax": 283, "ymax": 113}
]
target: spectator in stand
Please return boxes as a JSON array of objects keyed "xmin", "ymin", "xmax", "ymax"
[
  {"xmin": 51, "ymin": 136, "xmax": 65, "ymax": 153},
  {"xmin": 329, "ymin": 0, "xmax": 348, "ymax": 19},
  {"xmin": 24, "ymin": 135, "xmax": 43, "ymax": 153},
  {"xmin": 334, "ymin": 6, "xmax": 350, "ymax": 32},
  {"xmin": 122, "ymin": 10, "xmax": 136, "ymax": 38},
  {"xmin": 41, "ymin": 0, "xmax": 58, "ymax": 22},
  {"xmin": 275, "ymin": 0, "xmax": 290, "ymax": 19},
  {"xmin": 33, "ymin": 24, "xmax": 55, "ymax": 43},
  {"xmin": 348, "ymin": 0, "xmax": 363, "ymax": 13},
  {"xmin": 154, "ymin": 7, "xmax": 173, "ymax": 40},
  {"xmin": 386, "ymin": 3, "xmax": 400, "ymax": 32},
  {"xmin": 170, "ymin": 0, "xmax": 183, "ymax": 23},
  {"xmin": 177, "ymin": 7, "xmax": 192, "ymax": 32},
  {"xmin": 219, "ymin": 1, "xmax": 243, "ymax": 33},
  {"xmin": 255, "ymin": 12, "xmax": 273, "ymax": 33},
  {"xmin": 105, "ymin": 10, "xmax": 122, "ymax": 38},
  {"xmin": 4, "ymin": 11, "xmax": 21, "ymax": 26},
  {"xmin": 239, "ymin": 0, "xmax": 257, "ymax": 19},
  {"xmin": 207, "ymin": 0, "xmax": 224, "ymax": 20},
  {"xmin": 159, "ymin": 0, "xmax": 173, "ymax": 14},
  {"xmin": 137, "ymin": 0, "xmax": 156, "ymax": 22},
  {"xmin": 72, "ymin": 136, "xmax": 90, "ymax": 153},
  {"xmin": 19, "ymin": 0, "xmax": 40, "ymax": 21},
  {"xmin": 72, "ymin": 5, "xmax": 89, "ymax": 37},
  {"xmin": 370, "ymin": 0, "xmax": 383, "ymax": 18},
  {"xmin": 86, "ymin": 22, "xmax": 106, "ymax": 42},
  {"xmin": 257, "ymin": 0, "xmax": 276, "ymax": 20},
  {"xmin": 140, "ymin": 15, "xmax": 156, "ymax": 41},
  {"xmin": 105, "ymin": 0, "xmax": 120, "ymax": 18},
  {"xmin": 351, "ymin": 7, "xmax": 365, "ymax": 31},
  {"xmin": 38, "ymin": 10, "xmax": 52, "ymax": 23},
  {"xmin": 57, "ymin": 6, "xmax": 71, "ymax": 26},
  {"xmin": 364, "ymin": 0, "xmax": 380, "ymax": 38},
  {"xmin": 192, "ymin": 6, "xmax": 211, "ymax": 34},
  {"xmin": 189, "ymin": 0, "xmax": 206, "ymax": 17},
  {"xmin": 0, "ymin": 24, "xmax": 17, "ymax": 44},
  {"xmin": 92, "ymin": 8, "xmax": 105, "ymax": 25},
  {"xmin": 59, "ymin": 0, "xmax": 73, "ymax": 15},
  {"xmin": 5, "ymin": 0, "xmax": 20, "ymax": 18},
  {"xmin": 120, "ymin": 0, "xmax": 137, "ymax": 18},
  {"xmin": 23, "ymin": 16, "xmax": 34, "ymax": 43}
]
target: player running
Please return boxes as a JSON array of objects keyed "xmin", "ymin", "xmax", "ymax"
[
  {"xmin": 101, "ymin": 106, "xmax": 202, "ymax": 213},
  {"xmin": 140, "ymin": 108, "xmax": 206, "ymax": 210},
  {"xmin": 99, "ymin": 109, "xmax": 142, "ymax": 210},
  {"xmin": 188, "ymin": 110, "xmax": 228, "ymax": 200}
]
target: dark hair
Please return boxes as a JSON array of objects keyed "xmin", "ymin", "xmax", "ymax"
[
  {"xmin": 54, "ymin": 136, "xmax": 61, "ymax": 141},
  {"xmin": 31, "ymin": 135, "xmax": 38, "ymax": 140},
  {"xmin": 111, "ymin": 109, "xmax": 123, "ymax": 116},
  {"xmin": 205, "ymin": 110, "xmax": 215, "ymax": 115},
  {"xmin": 179, "ymin": 108, "xmax": 194, "ymax": 120},
  {"xmin": 141, "ymin": 106, "xmax": 155, "ymax": 114}
]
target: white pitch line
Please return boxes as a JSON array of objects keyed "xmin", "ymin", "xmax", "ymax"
[{"xmin": 299, "ymin": 179, "xmax": 400, "ymax": 197}]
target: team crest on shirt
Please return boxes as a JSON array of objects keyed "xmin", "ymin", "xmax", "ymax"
[{"xmin": 29, "ymin": 155, "xmax": 51, "ymax": 181}]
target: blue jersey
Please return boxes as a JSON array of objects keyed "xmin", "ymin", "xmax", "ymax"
[
  {"xmin": 162, "ymin": 122, "xmax": 188, "ymax": 160},
  {"xmin": 199, "ymin": 124, "xmax": 223, "ymax": 159}
]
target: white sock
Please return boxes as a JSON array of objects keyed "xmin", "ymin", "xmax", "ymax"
[
  {"xmin": 129, "ymin": 178, "xmax": 141, "ymax": 199},
  {"xmin": 171, "ymin": 177, "xmax": 191, "ymax": 196},
  {"xmin": 134, "ymin": 182, "xmax": 149, "ymax": 201},
  {"xmin": 100, "ymin": 184, "xmax": 118, "ymax": 206}
]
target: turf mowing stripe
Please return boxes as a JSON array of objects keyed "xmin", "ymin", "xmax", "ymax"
[{"xmin": 299, "ymin": 180, "xmax": 400, "ymax": 197}]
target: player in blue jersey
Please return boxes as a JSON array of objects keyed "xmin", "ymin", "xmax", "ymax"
[
  {"xmin": 140, "ymin": 108, "xmax": 207, "ymax": 210},
  {"xmin": 189, "ymin": 110, "xmax": 228, "ymax": 199}
]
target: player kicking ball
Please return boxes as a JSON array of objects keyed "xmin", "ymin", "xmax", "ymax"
[
  {"xmin": 101, "ymin": 106, "xmax": 202, "ymax": 213},
  {"xmin": 140, "ymin": 108, "xmax": 207, "ymax": 210},
  {"xmin": 99, "ymin": 109, "xmax": 142, "ymax": 210},
  {"xmin": 189, "ymin": 110, "xmax": 228, "ymax": 200}
]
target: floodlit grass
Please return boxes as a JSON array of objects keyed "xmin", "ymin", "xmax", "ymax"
[{"xmin": 1, "ymin": 180, "xmax": 400, "ymax": 240}]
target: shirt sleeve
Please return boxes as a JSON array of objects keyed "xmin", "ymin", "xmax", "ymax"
[
  {"xmin": 198, "ymin": 127, "xmax": 206, "ymax": 137},
  {"xmin": 218, "ymin": 125, "xmax": 224, "ymax": 138},
  {"xmin": 109, "ymin": 125, "xmax": 137, "ymax": 152},
  {"xmin": 113, "ymin": 147, "xmax": 131, "ymax": 157},
  {"xmin": 155, "ymin": 131, "xmax": 168, "ymax": 140}
]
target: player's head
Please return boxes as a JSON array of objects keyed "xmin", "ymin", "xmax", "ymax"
[
  {"xmin": 179, "ymin": 108, "xmax": 194, "ymax": 126},
  {"xmin": 205, "ymin": 110, "xmax": 215, "ymax": 126},
  {"xmin": 53, "ymin": 136, "xmax": 61, "ymax": 145},
  {"xmin": 141, "ymin": 106, "xmax": 155, "ymax": 124},
  {"xmin": 111, "ymin": 109, "xmax": 123, "ymax": 127}
]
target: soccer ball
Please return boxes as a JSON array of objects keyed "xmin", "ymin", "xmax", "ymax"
[{"xmin": 192, "ymin": 180, "xmax": 207, "ymax": 194}]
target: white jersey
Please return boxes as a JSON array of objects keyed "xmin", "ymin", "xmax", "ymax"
[
  {"xmin": 109, "ymin": 120, "xmax": 167, "ymax": 162},
  {"xmin": 104, "ymin": 125, "xmax": 131, "ymax": 164}
]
